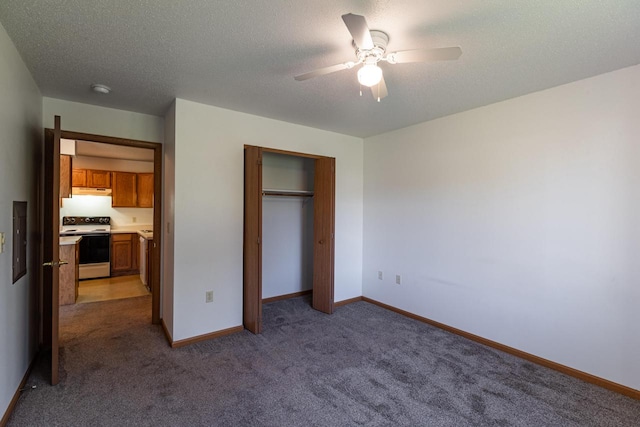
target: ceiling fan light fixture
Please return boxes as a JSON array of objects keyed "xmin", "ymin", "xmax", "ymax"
[{"xmin": 357, "ymin": 64, "xmax": 382, "ymax": 87}]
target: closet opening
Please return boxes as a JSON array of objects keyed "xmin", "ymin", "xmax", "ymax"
[{"xmin": 243, "ymin": 146, "xmax": 335, "ymax": 334}]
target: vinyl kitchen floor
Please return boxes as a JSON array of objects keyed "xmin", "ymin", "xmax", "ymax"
[{"xmin": 77, "ymin": 275, "xmax": 150, "ymax": 304}]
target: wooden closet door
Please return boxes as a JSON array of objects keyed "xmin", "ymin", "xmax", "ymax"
[
  {"xmin": 243, "ymin": 146, "xmax": 263, "ymax": 333},
  {"xmin": 313, "ymin": 157, "xmax": 335, "ymax": 314}
]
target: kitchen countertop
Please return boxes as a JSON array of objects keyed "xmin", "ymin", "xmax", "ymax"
[
  {"xmin": 110, "ymin": 225, "xmax": 153, "ymax": 239},
  {"xmin": 60, "ymin": 227, "xmax": 153, "ymax": 239},
  {"xmin": 137, "ymin": 230, "xmax": 153, "ymax": 240},
  {"xmin": 110, "ymin": 224, "xmax": 152, "ymax": 233},
  {"xmin": 60, "ymin": 235, "xmax": 82, "ymax": 245}
]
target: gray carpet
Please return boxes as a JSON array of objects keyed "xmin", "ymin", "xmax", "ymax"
[{"xmin": 7, "ymin": 295, "xmax": 639, "ymax": 426}]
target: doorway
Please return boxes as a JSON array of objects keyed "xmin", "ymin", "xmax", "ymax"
[
  {"xmin": 59, "ymin": 130, "xmax": 163, "ymax": 323},
  {"xmin": 243, "ymin": 145, "xmax": 335, "ymax": 334}
]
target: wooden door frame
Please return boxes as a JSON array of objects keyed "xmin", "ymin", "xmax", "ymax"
[
  {"xmin": 48, "ymin": 129, "xmax": 163, "ymax": 324},
  {"xmin": 243, "ymin": 145, "xmax": 335, "ymax": 333}
]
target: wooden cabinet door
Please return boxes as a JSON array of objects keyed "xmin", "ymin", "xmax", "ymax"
[
  {"xmin": 87, "ymin": 169, "xmax": 111, "ymax": 188},
  {"xmin": 60, "ymin": 155, "xmax": 72, "ymax": 198},
  {"xmin": 58, "ymin": 244, "xmax": 76, "ymax": 305},
  {"xmin": 111, "ymin": 234, "xmax": 133, "ymax": 272},
  {"xmin": 72, "ymin": 168, "xmax": 86, "ymax": 187},
  {"xmin": 243, "ymin": 146, "xmax": 262, "ymax": 334},
  {"xmin": 137, "ymin": 173, "xmax": 154, "ymax": 207},
  {"xmin": 312, "ymin": 157, "xmax": 335, "ymax": 314},
  {"xmin": 112, "ymin": 172, "xmax": 137, "ymax": 207}
]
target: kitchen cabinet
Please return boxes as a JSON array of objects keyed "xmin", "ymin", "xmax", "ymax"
[
  {"xmin": 60, "ymin": 155, "xmax": 72, "ymax": 199},
  {"xmin": 72, "ymin": 168, "xmax": 87, "ymax": 187},
  {"xmin": 137, "ymin": 173, "xmax": 154, "ymax": 208},
  {"xmin": 111, "ymin": 172, "xmax": 137, "ymax": 207},
  {"xmin": 70, "ymin": 168, "xmax": 153, "ymax": 208},
  {"xmin": 87, "ymin": 169, "xmax": 111, "ymax": 188},
  {"xmin": 59, "ymin": 238, "xmax": 80, "ymax": 305},
  {"xmin": 111, "ymin": 233, "xmax": 139, "ymax": 276},
  {"xmin": 72, "ymin": 168, "xmax": 111, "ymax": 188}
]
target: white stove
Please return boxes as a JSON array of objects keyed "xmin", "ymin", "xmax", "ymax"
[{"xmin": 61, "ymin": 217, "xmax": 111, "ymax": 279}]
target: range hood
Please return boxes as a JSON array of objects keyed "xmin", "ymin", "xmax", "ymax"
[{"xmin": 72, "ymin": 187, "xmax": 112, "ymax": 196}]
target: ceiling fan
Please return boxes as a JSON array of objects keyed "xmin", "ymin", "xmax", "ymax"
[{"xmin": 295, "ymin": 13, "xmax": 462, "ymax": 102}]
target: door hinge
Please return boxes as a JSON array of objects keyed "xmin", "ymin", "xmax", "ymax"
[
  {"xmin": 257, "ymin": 158, "xmax": 262, "ymax": 166},
  {"xmin": 257, "ymin": 237, "xmax": 261, "ymax": 245}
]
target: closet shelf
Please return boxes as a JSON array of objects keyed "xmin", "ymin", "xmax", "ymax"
[{"xmin": 262, "ymin": 189, "xmax": 314, "ymax": 197}]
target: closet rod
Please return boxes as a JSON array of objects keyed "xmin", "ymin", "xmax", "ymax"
[{"xmin": 262, "ymin": 189, "xmax": 314, "ymax": 198}]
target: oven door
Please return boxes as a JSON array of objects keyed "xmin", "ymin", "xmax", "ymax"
[{"xmin": 78, "ymin": 233, "xmax": 110, "ymax": 264}]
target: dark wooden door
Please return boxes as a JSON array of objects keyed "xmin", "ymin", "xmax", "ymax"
[
  {"xmin": 243, "ymin": 146, "xmax": 262, "ymax": 333},
  {"xmin": 43, "ymin": 116, "xmax": 62, "ymax": 385},
  {"xmin": 312, "ymin": 157, "xmax": 335, "ymax": 314}
]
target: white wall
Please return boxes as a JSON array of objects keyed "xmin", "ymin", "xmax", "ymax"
[
  {"xmin": 262, "ymin": 153, "xmax": 315, "ymax": 299},
  {"xmin": 43, "ymin": 98, "xmax": 163, "ymax": 143},
  {"xmin": 363, "ymin": 64, "xmax": 640, "ymax": 390},
  {"xmin": 0, "ymin": 21, "xmax": 42, "ymax": 419},
  {"xmin": 169, "ymin": 99, "xmax": 363, "ymax": 341},
  {"xmin": 262, "ymin": 199, "xmax": 314, "ymax": 299}
]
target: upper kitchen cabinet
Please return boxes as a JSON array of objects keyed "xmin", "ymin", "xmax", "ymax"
[
  {"xmin": 87, "ymin": 169, "xmax": 111, "ymax": 188},
  {"xmin": 111, "ymin": 172, "xmax": 137, "ymax": 207},
  {"xmin": 72, "ymin": 168, "xmax": 111, "ymax": 188},
  {"xmin": 60, "ymin": 155, "xmax": 72, "ymax": 199},
  {"xmin": 72, "ymin": 168, "xmax": 87, "ymax": 187},
  {"xmin": 137, "ymin": 173, "xmax": 154, "ymax": 208}
]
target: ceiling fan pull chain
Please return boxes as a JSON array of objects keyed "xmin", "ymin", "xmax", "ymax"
[{"xmin": 359, "ymin": 84, "xmax": 363, "ymax": 97}]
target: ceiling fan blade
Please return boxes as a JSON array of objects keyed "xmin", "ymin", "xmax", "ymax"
[
  {"xmin": 294, "ymin": 63, "xmax": 351, "ymax": 81},
  {"xmin": 342, "ymin": 13, "xmax": 374, "ymax": 50},
  {"xmin": 388, "ymin": 47, "xmax": 462, "ymax": 64},
  {"xmin": 370, "ymin": 75, "xmax": 388, "ymax": 102}
]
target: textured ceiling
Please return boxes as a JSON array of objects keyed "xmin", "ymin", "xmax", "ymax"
[{"xmin": 1, "ymin": 1, "xmax": 639, "ymax": 138}]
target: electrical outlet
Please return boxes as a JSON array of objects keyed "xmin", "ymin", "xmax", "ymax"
[
  {"xmin": 132, "ymin": 217, "xmax": 137, "ymax": 223},
  {"xmin": 0, "ymin": 232, "xmax": 4, "ymax": 253},
  {"xmin": 378, "ymin": 271, "xmax": 383, "ymax": 280},
  {"xmin": 396, "ymin": 274, "xmax": 402, "ymax": 285},
  {"xmin": 205, "ymin": 291, "xmax": 213, "ymax": 303}
]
